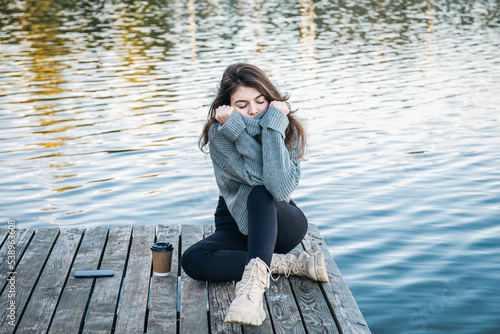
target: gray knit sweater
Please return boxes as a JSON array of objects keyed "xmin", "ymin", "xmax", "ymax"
[{"xmin": 208, "ymin": 105, "xmax": 301, "ymax": 235}]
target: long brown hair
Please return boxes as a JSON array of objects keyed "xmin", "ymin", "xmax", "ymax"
[{"xmin": 200, "ymin": 63, "xmax": 307, "ymax": 161}]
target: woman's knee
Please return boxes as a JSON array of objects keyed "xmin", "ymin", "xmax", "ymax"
[
  {"xmin": 275, "ymin": 203, "xmax": 308, "ymax": 253},
  {"xmin": 180, "ymin": 244, "xmax": 205, "ymax": 280}
]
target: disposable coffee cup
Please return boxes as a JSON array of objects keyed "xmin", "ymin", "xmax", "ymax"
[{"xmin": 151, "ymin": 242, "xmax": 174, "ymax": 277}]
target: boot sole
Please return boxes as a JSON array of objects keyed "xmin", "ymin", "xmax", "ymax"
[
  {"xmin": 314, "ymin": 252, "xmax": 329, "ymax": 283},
  {"xmin": 224, "ymin": 309, "xmax": 265, "ymax": 326}
]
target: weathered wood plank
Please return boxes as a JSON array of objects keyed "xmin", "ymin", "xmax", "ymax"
[
  {"xmin": 114, "ymin": 225, "xmax": 156, "ymax": 334},
  {"xmin": 0, "ymin": 228, "xmax": 59, "ymax": 334},
  {"xmin": 208, "ymin": 281, "xmax": 242, "ymax": 334},
  {"xmin": 0, "ymin": 226, "xmax": 8, "ymax": 248},
  {"xmin": 241, "ymin": 296, "xmax": 274, "ymax": 334},
  {"xmin": 204, "ymin": 224, "xmax": 243, "ymax": 334},
  {"xmin": 82, "ymin": 225, "xmax": 132, "ymax": 334},
  {"xmin": 179, "ymin": 224, "xmax": 208, "ymax": 334},
  {"xmin": 288, "ymin": 236, "xmax": 340, "ymax": 334},
  {"xmin": 266, "ymin": 276, "xmax": 305, "ymax": 334},
  {"xmin": 266, "ymin": 237, "xmax": 305, "ymax": 333},
  {"xmin": 0, "ymin": 228, "xmax": 35, "ymax": 292},
  {"xmin": 289, "ymin": 276, "xmax": 339, "ymax": 334},
  {"xmin": 6, "ymin": 223, "xmax": 369, "ymax": 334},
  {"xmin": 202, "ymin": 224, "xmax": 275, "ymax": 334},
  {"xmin": 147, "ymin": 224, "xmax": 180, "ymax": 334},
  {"xmin": 48, "ymin": 226, "xmax": 108, "ymax": 334},
  {"xmin": 307, "ymin": 224, "xmax": 371, "ymax": 334},
  {"xmin": 15, "ymin": 228, "xmax": 84, "ymax": 334}
]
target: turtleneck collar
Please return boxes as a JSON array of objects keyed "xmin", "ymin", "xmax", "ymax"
[{"xmin": 240, "ymin": 109, "xmax": 267, "ymax": 137}]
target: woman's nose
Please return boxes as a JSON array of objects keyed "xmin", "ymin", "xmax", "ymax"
[{"xmin": 248, "ymin": 104, "xmax": 257, "ymax": 115}]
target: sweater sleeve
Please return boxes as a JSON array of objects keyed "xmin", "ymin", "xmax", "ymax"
[
  {"xmin": 218, "ymin": 112, "xmax": 263, "ymax": 174},
  {"xmin": 209, "ymin": 121, "xmax": 263, "ymax": 186},
  {"xmin": 259, "ymin": 106, "xmax": 301, "ymax": 200}
]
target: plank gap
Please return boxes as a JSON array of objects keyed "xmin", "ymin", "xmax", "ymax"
[
  {"xmin": 142, "ymin": 227, "xmax": 156, "ymax": 334},
  {"xmin": 0, "ymin": 226, "xmax": 8, "ymax": 248},
  {"xmin": 144, "ymin": 276, "xmax": 152, "ymax": 334},
  {"xmin": 177, "ymin": 231, "xmax": 182, "ymax": 334},
  {"xmin": 82, "ymin": 227, "xmax": 111, "ymax": 331},
  {"xmin": 206, "ymin": 283, "xmax": 212, "ymax": 334},
  {"xmin": 177, "ymin": 276, "xmax": 181, "ymax": 334},
  {"xmin": 176, "ymin": 229, "xmax": 182, "ymax": 278},
  {"xmin": 111, "ymin": 226, "xmax": 134, "ymax": 333},
  {"xmin": 319, "ymin": 282, "xmax": 343, "ymax": 334},
  {"xmin": 46, "ymin": 228, "xmax": 87, "ymax": 333},
  {"xmin": 264, "ymin": 292, "xmax": 276, "ymax": 334},
  {"xmin": 12, "ymin": 228, "xmax": 61, "ymax": 333},
  {"xmin": 0, "ymin": 228, "xmax": 36, "ymax": 296},
  {"xmin": 287, "ymin": 277, "xmax": 310, "ymax": 334}
]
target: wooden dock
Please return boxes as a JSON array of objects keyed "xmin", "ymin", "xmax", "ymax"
[{"xmin": 0, "ymin": 223, "xmax": 370, "ymax": 334}]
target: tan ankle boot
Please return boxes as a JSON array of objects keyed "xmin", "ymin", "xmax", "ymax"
[
  {"xmin": 224, "ymin": 257, "xmax": 270, "ymax": 326},
  {"xmin": 270, "ymin": 245, "xmax": 329, "ymax": 282}
]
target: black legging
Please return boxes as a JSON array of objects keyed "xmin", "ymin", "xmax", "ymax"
[{"xmin": 181, "ymin": 185, "xmax": 308, "ymax": 282}]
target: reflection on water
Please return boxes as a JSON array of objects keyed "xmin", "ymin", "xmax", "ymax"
[{"xmin": 1, "ymin": 0, "xmax": 500, "ymax": 333}]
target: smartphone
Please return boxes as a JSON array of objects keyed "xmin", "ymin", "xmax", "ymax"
[{"xmin": 74, "ymin": 269, "xmax": 114, "ymax": 278}]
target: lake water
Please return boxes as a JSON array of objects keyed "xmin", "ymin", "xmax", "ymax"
[{"xmin": 1, "ymin": 0, "xmax": 499, "ymax": 332}]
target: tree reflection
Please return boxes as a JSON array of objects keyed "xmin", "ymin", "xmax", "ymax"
[
  {"xmin": 0, "ymin": 0, "xmax": 69, "ymax": 98},
  {"xmin": 1, "ymin": 0, "xmax": 498, "ymax": 96}
]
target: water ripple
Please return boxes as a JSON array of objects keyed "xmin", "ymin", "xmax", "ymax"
[{"xmin": 1, "ymin": 0, "xmax": 500, "ymax": 333}]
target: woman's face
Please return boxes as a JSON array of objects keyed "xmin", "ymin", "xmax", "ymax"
[{"xmin": 230, "ymin": 86, "xmax": 269, "ymax": 118}]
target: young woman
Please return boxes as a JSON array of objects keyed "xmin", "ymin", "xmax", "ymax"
[{"xmin": 181, "ymin": 63, "xmax": 328, "ymax": 326}]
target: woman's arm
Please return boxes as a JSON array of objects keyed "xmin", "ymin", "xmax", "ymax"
[
  {"xmin": 260, "ymin": 105, "xmax": 301, "ymax": 201},
  {"xmin": 209, "ymin": 123, "xmax": 263, "ymax": 186},
  {"xmin": 217, "ymin": 106, "xmax": 262, "ymax": 177}
]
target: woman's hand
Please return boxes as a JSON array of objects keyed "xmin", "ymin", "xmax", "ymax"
[
  {"xmin": 215, "ymin": 105, "xmax": 234, "ymax": 124},
  {"xmin": 270, "ymin": 101, "xmax": 290, "ymax": 115}
]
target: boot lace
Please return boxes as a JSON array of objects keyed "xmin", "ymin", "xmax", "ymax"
[
  {"xmin": 238, "ymin": 258, "xmax": 270, "ymax": 302},
  {"xmin": 270, "ymin": 258, "xmax": 289, "ymax": 282},
  {"xmin": 270, "ymin": 256, "xmax": 307, "ymax": 281},
  {"xmin": 289, "ymin": 258, "xmax": 308, "ymax": 277}
]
